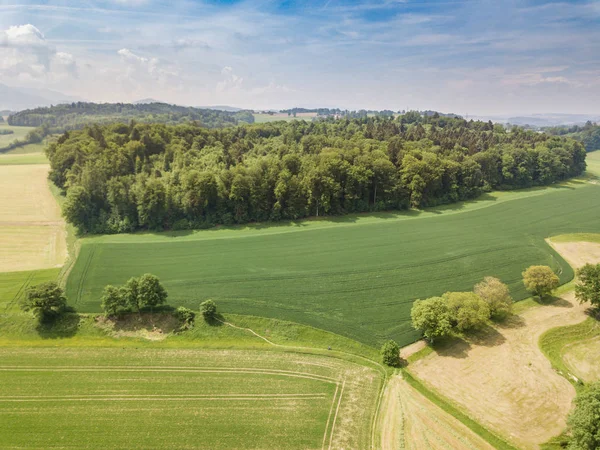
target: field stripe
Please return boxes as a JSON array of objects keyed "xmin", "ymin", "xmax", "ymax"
[
  {"xmin": 0, "ymin": 366, "xmax": 337, "ymax": 383},
  {"xmin": 328, "ymin": 379, "xmax": 346, "ymax": 450},
  {"xmin": 321, "ymin": 383, "xmax": 340, "ymax": 450},
  {"xmin": 74, "ymin": 244, "xmax": 95, "ymax": 305},
  {"xmin": 0, "ymin": 394, "xmax": 328, "ymax": 403},
  {"xmin": 5, "ymin": 271, "xmax": 33, "ymax": 312}
]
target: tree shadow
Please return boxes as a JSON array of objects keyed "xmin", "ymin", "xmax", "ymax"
[
  {"xmin": 204, "ymin": 313, "xmax": 225, "ymax": 327},
  {"xmin": 36, "ymin": 313, "xmax": 80, "ymax": 339},
  {"xmin": 496, "ymin": 314, "xmax": 527, "ymax": 329},
  {"xmin": 535, "ymin": 295, "xmax": 573, "ymax": 308},
  {"xmin": 466, "ymin": 325, "xmax": 507, "ymax": 347},
  {"xmin": 431, "ymin": 336, "xmax": 472, "ymax": 359}
]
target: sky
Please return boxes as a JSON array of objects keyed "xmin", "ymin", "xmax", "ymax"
[{"xmin": 0, "ymin": 0, "xmax": 599, "ymax": 115}]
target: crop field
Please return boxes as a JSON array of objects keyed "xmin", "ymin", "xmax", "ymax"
[
  {"xmin": 66, "ymin": 177, "xmax": 600, "ymax": 346},
  {"xmin": 253, "ymin": 112, "xmax": 318, "ymax": 123},
  {"xmin": 0, "ymin": 346, "xmax": 381, "ymax": 449},
  {"xmin": 0, "ymin": 268, "xmax": 60, "ymax": 313},
  {"xmin": 0, "ymin": 164, "xmax": 66, "ymax": 272}
]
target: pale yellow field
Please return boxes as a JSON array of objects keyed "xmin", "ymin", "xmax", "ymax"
[
  {"xmin": 0, "ymin": 164, "xmax": 66, "ymax": 272},
  {"xmin": 563, "ymin": 336, "xmax": 600, "ymax": 382},
  {"xmin": 378, "ymin": 374, "xmax": 495, "ymax": 450}
]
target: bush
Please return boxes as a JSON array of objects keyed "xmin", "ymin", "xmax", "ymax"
[
  {"xmin": 381, "ymin": 340, "xmax": 401, "ymax": 367},
  {"xmin": 444, "ymin": 291, "xmax": 490, "ymax": 332},
  {"xmin": 567, "ymin": 382, "xmax": 600, "ymax": 450},
  {"xmin": 523, "ymin": 265, "xmax": 559, "ymax": 299},
  {"xmin": 19, "ymin": 282, "xmax": 67, "ymax": 322},
  {"xmin": 200, "ymin": 299, "xmax": 217, "ymax": 319},
  {"xmin": 175, "ymin": 306, "xmax": 196, "ymax": 328},
  {"xmin": 474, "ymin": 276, "xmax": 513, "ymax": 320}
]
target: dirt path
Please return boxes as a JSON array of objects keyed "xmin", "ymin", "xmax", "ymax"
[{"xmin": 379, "ymin": 373, "xmax": 495, "ymax": 450}]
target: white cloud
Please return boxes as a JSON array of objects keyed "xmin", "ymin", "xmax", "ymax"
[
  {"xmin": 216, "ymin": 66, "xmax": 244, "ymax": 92},
  {"xmin": 0, "ymin": 24, "xmax": 77, "ymax": 81}
]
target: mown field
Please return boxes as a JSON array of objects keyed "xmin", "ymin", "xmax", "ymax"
[
  {"xmin": 253, "ymin": 112, "xmax": 318, "ymax": 123},
  {"xmin": 66, "ymin": 175, "xmax": 600, "ymax": 346},
  {"xmin": 0, "ymin": 343, "xmax": 381, "ymax": 449}
]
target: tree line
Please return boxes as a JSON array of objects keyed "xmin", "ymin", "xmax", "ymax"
[
  {"xmin": 545, "ymin": 121, "xmax": 600, "ymax": 152},
  {"xmin": 46, "ymin": 113, "xmax": 587, "ymax": 234},
  {"xmin": 8, "ymin": 102, "xmax": 255, "ymax": 132}
]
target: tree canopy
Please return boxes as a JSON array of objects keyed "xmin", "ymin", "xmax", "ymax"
[
  {"xmin": 19, "ymin": 282, "xmax": 67, "ymax": 321},
  {"xmin": 567, "ymin": 382, "xmax": 600, "ymax": 450},
  {"xmin": 474, "ymin": 276, "xmax": 513, "ymax": 319},
  {"xmin": 575, "ymin": 263, "xmax": 600, "ymax": 308},
  {"xmin": 522, "ymin": 265, "xmax": 560, "ymax": 299},
  {"xmin": 46, "ymin": 113, "xmax": 587, "ymax": 234}
]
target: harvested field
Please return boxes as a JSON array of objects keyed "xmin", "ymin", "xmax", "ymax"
[
  {"xmin": 410, "ymin": 292, "xmax": 589, "ymax": 449},
  {"xmin": 378, "ymin": 374, "xmax": 495, "ymax": 450},
  {"xmin": 0, "ymin": 347, "xmax": 382, "ymax": 449},
  {"xmin": 563, "ymin": 335, "xmax": 600, "ymax": 382},
  {"xmin": 0, "ymin": 164, "xmax": 66, "ymax": 272}
]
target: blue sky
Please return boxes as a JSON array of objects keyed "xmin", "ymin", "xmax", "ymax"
[{"xmin": 0, "ymin": 0, "xmax": 599, "ymax": 114}]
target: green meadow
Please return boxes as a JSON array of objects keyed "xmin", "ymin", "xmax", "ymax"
[
  {"xmin": 0, "ymin": 346, "xmax": 380, "ymax": 449},
  {"xmin": 66, "ymin": 175, "xmax": 600, "ymax": 347}
]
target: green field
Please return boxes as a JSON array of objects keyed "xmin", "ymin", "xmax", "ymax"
[
  {"xmin": 66, "ymin": 175, "xmax": 600, "ymax": 346},
  {"xmin": 0, "ymin": 123, "xmax": 36, "ymax": 150},
  {"xmin": 0, "ymin": 345, "xmax": 381, "ymax": 449},
  {"xmin": 253, "ymin": 112, "xmax": 317, "ymax": 123},
  {"xmin": 0, "ymin": 269, "xmax": 60, "ymax": 313}
]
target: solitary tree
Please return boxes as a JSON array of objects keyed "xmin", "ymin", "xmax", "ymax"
[
  {"xmin": 444, "ymin": 292, "xmax": 490, "ymax": 332},
  {"xmin": 200, "ymin": 299, "xmax": 217, "ymax": 320},
  {"xmin": 380, "ymin": 340, "xmax": 401, "ymax": 367},
  {"xmin": 101, "ymin": 285, "xmax": 127, "ymax": 316},
  {"xmin": 522, "ymin": 265, "xmax": 559, "ymax": 299},
  {"xmin": 19, "ymin": 282, "xmax": 67, "ymax": 322},
  {"xmin": 575, "ymin": 263, "xmax": 600, "ymax": 308},
  {"xmin": 138, "ymin": 273, "xmax": 168, "ymax": 311},
  {"xmin": 411, "ymin": 297, "xmax": 452, "ymax": 342},
  {"xmin": 567, "ymin": 382, "xmax": 600, "ymax": 450},
  {"xmin": 474, "ymin": 277, "xmax": 513, "ymax": 320}
]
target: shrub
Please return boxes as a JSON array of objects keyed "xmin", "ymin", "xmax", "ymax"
[
  {"xmin": 474, "ymin": 276, "xmax": 513, "ymax": 320},
  {"xmin": 381, "ymin": 340, "xmax": 401, "ymax": 367},
  {"xmin": 200, "ymin": 299, "xmax": 217, "ymax": 319},
  {"xmin": 523, "ymin": 265, "xmax": 559, "ymax": 299},
  {"xmin": 19, "ymin": 282, "xmax": 67, "ymax": 322},
  {"xmin": 175, "ymin": 306, "xmax": 196, "ymax": 328}
]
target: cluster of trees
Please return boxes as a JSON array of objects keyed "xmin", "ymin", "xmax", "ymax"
[
  {"xmin": 0, "ymin": 124, "xmax": 49, "ymax": 152},
  {"xmin": 100, "ymin": 273, "xmax": 168, "ymax": 315},
  {"xmin": 545, "ymin": 121, "xmax": 600, "ymax": 152},
  {"xmin": 411, "ymin": 266, "xmax": 564, "ymax": 341},
  {"xmin": 19, "ymin": 282, "xmax": 68, "ymax": 323},
  {"xmin": 8, "ymin": 102, "xmax": 254, "ymax": 131},
  {"xmin": 567, "ymin": 382, "xmax": 600, "ymax": 450},
  {"xmin": 410, "ymin": 278, "xmax": 512, "ymax": 342},
  {"xmin": 47, "ymin": 114, "xmax": 587, "ymax": 234},
  {"xmin": 0, "ymin": 129, "xmax": 13, "ymax": 135}
]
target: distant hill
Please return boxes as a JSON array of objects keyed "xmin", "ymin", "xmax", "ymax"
[
  {"xmin": 133, "ymin": 98, "xmax": 163, "ymax": 105},
  {"xmin": 0, "ymin": 83, "xmax": 83, "ymax": 111},
  {"xmin": 8, "ymin": 102, "xmax": 255, "ymax": 130}
]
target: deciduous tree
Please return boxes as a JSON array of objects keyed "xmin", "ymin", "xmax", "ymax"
[
  {"xmin": 474, "ymin": 276, "xmax": 513, "ymax": 319},
  {"xmin": 20, "ymin": 282, "xmax": 67, "ymax": 322},
  {"xmin": 575, "ymin": 263, "xmax": 600, "ymax": 308},
  {"xmin": 522, "ymin": 265, "xmax": 559, "ymax": 299}
]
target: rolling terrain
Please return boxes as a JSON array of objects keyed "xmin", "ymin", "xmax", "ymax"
[{"xmin": 66, "ymin": 177, "xmax": 600, "ymax": 347}]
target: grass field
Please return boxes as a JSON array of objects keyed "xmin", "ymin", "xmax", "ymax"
[
  {"xmin": 0, "ymin": 269, "xmax": 61, "ymax": 313},
  {"xmin": 0, "ymin": 164, "xmax": 67, "ymax": 272},
  {"xmin": 0, "ymin": 123, "xmax": 36, "ymax": 150},
  {"xmin": 0, "ymin": 345, "xmax": 381, "ymax": 449},
  {"xmin": 253, "ymin": 112, "xmax": 318, "ymax": 123},
  {"xmin": 66, "ymin": 177, "xmax": 600, "ymax": 347}
]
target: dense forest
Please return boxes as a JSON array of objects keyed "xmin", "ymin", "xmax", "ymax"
[
  {"xmin": 8, "ymin": 102, "xmax": 254, "ymax": 131},
  {"xmin": 544, "ymin": 121, "xmax": 600, "ymax": 152},
  {"xmin": 47, "ymin": 114, "xmax": 587, "ymax": 234}
]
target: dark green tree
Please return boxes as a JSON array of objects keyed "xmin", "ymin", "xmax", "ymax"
[
  {"xmin": 20, "ymin": 282, "xmax": 67, "ymax": 322},
  {"xmin": 575, "ymin": 263, "xmax": 600, "ymax": 308},
  {"xmin": 200, "ymin": 299, "xmax": 217, "ymax": 320},
  {"xmin": 567, "ymin": 382, "xmax": 600, "ymax": 450},
  {"xmin": 380, "ymin": 340, "xmax": 401, "ymax": 367}
]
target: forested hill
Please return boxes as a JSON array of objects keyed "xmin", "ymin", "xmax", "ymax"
[
  {"xmin": 47, "ymin": 114, "xmax": 587, "ymax": 234},
  {"xmin": 7, "ymin": 102, "xmax": 255, "ymax": 130},
  {"xmin": 544, "ymin": 121, "xmax": 600, "ymax": 152}
]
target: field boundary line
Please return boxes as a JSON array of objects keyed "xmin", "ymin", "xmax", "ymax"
[
  {"xmin": 217, "ymin": 318, "xmax": 389, "ymax": 450},
  {"xmin": 321, "ymin": 383, "xmax": 340, "ymax": 450},
  {"xmin": 328, "ymin": 378, "xmax": 346, "ymax": 450},
  {"xmin": 0, "ymin": 366, "xmax": 338, "ymax": 383}
]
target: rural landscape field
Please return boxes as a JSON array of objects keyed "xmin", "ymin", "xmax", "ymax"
[{"xmin": 2, "ymin": 1, "xmax": 600, "ymax": 448}]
